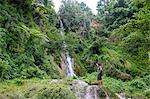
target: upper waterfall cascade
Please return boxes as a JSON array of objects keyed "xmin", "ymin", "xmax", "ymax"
[{"xmin": 59, "ymin": 18, "xmax": 76, "ymax": 77}]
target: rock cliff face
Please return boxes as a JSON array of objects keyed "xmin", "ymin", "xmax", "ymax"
[{"xmin": 72, "ymin": 80, "xmax": 101, "ymax": 99}]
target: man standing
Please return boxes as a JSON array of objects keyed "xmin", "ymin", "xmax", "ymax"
[{"xmin": 96, "ymin": 62, "xmax": 103, "ymax": 85}]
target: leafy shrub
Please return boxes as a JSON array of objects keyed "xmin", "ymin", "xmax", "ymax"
[
  {"xmin": 130, "ymin": 79, "xmax": 146, "ymax": 89},
  {"xmin": 103, "ymin": 77, "xmax": 125, "ymax": 93},
  {"xmin": 142, "ymin": 75, "xmax": 150, "ymax": 86},
  {"xmin": 37, "ymin": 84, "xmax": 76, "ymax": 99},
  {"xmin": 20, "ymin": 66, "xmax": 48, "ymax": 79},
  {"xmin": 143, "ymin": 89, "xmax": 150, "ymax": 98},
  {"xmin": 0, "ymin": 59, "xmax": 11, "ymax": 80}
]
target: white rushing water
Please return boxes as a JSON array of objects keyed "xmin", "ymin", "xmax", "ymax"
[
  {"xmin": 66, "ymin": 52, "xmax": 76, "ymax": 77},
  {"xmin": 59, "ymin": 17, "xmax": 76, "ymax": 77}
]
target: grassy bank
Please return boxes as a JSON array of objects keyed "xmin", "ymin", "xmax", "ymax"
[{"xmin": 0, "ymin": 79, "xmax": 76, "ymax": 99}]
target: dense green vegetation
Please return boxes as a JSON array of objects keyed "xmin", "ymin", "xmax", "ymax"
[
  {"xmin": 0, "ymin": 0, "xmax": 62, "ymax": 80},
  {"xmin": 0, "ymin": 0, "xmax": 150, "ymax": 98},
  {"xmin": 0, "ymin": 79, "xmax": 76, "ymax": 99}
]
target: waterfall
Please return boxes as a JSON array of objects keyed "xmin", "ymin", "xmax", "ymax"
[{"xmin": 59, "ymin": 18, "xmax": 76, "ymax": 77}]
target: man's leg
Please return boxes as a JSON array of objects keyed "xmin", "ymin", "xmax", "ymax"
[{"xmin": 98, "ymin": 80, "xmax": 103, "ymax": 86}]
